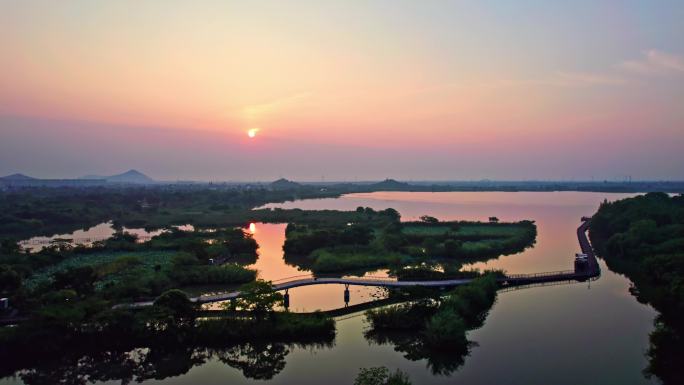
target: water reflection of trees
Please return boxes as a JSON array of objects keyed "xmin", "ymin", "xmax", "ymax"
[
  {"xmin": 644, "ymin": 317, "xmax": 684, "ymax": 385},
  {"xmin": 8, "ymin": 340, "xmax": 333, "ymax": 385},
  {"xmin": 365, "ymin": 329, "xmax": 471, "ymax": 376},
  {"xmin": 213, "ymin": 343, "xmax": 288, "ymax": 380}
]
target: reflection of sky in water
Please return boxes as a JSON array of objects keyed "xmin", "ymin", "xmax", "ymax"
[
  {"xmin": 19, "ymin": 222, "xmax": 194, "ymax": 252},
  {"xmin": 243, "ymin": 222, "xmax": 387, "ymax": 312}
]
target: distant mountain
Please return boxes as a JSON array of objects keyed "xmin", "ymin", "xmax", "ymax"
[
  {"xmin": 0, "ymin": 173, "xmax": 37, "ymax": 181},
  {"xmin": 270, "ymin": 178, "xmax": 302, "ymax": 190},
  {"xmin": 106, "ymin": 170, "xmax": 155, "ymax": 184},
  {"xmin": 0, "ymin": 173, "xmax": 106, "ymax": 187},
  {"xmin": 369, "ymin": 178, "xmax": 411, "ymax": 190},
  {"xmin": 82, "ymin": 169, "xmax": 155, "ymax": 184}
]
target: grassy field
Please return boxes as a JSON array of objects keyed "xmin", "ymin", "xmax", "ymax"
[
  {"xmin": 401, "ymin": 225, "xmax": 454, "ymax": 236},
  {"xmin": 402, "ymin": 223, "xmax": 528, "ymax": 238},
  {"xmin": 453, "ymin": 224, "xmax": 528, "ymax": 237},
  {"xmin": 24, "ymin": 250, "xmax": 176, "ymax": 290}
]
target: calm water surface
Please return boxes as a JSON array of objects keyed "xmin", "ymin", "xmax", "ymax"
[{"xmin": 4, "ymin": 192, "xmax": 659, "ymax": 385}]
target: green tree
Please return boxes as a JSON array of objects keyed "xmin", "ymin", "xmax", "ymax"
[
  {"xmin": 424, "ymin": 310, "xmax": 468, "ymax": 349},
  {"xmin": 53, "ymin": 266, "xmax": 98, "ymax": 295},
  {"xmin": 0, "ymin": 265, "xmax": 22, "ymax": 293},
  {"xmin": 422, "ymin": 238, "xmax": 439, "ymax": 256},
  {"xmin": 152, "ymin": 289, "xmax": 197, "ymax": 330},
  {"xmin": 154, "ymin": 289, "xmax": 196, "ymax": 319},
  {"xmin": 0, "ymin": 239, "xmax": 21, "ymax": 255},
  {"xmin": 340, "ymin": 224, "xmax": 373, "ymax": 245},
  {"xmin": 382, "ymin": 233, "xmax": 405, "ymax": 251},
  {"xmin": 233, "ymin": 280, "xmax": 283, "ymax": 316},
  {"xmin": 443, "ymin": 239, "xmax": 463, "ymax": 257},
  {"xmin": 381, "ymin": 208, "xmax": 401, "ymax": 222},
  {"xmin": 171, "ymin": 252, "xmax": 201, "ymax": 267},
  {"xmin": 420, "ymin": 215, "xmax": 439, "ymax": 224}
]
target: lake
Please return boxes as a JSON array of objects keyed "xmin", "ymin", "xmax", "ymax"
[{"xmin": 2, "ymin": 192, "xmax": 659, "ymax": 385}]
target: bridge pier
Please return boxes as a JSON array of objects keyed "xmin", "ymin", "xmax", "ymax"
[
  {"xmin": 343, "ymin": 284, "xmax": 350, "ymax": 307},
  {"xmin": 283, "ymin": 289, "xmax": 290, "ymax": 310}
]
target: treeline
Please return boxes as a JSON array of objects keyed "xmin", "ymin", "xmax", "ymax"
[
  {"xmin": 0, "ymin": 184, "xmax": 342, "ymax": 239},
  {"xmin": 284, "ymin": 223, "xmax": 374, "ymax": 256},
  {"xmin": 2, "ymin": 180, "xmax": 680, "ymax": 240},
  {"xmin": 589, "ymin": 192, "xmax": 684, "ymax": 385},
  {"xmin": 283, "ymin": 207, "xmax": 400, "ymax": 255},
  {"xmin": 132, "ymin": 227, "xmax": 259, "ymax": 264},
  {"xmin": 590, "ymin": 193, "xmax": 684, "ymax": 318},
  {"xmin": 282, "ymin": 207, "xmax": 404, "ymax": 273}
]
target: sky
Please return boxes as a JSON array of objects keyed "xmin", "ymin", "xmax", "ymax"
[{"xmin": 1, "ymin": 0, "xmax": 683, "ymax": 181}]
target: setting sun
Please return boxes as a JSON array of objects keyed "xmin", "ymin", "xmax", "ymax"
[{"xmin": 247, "ymin": 128, "xmax": 259, "ymax": 138}]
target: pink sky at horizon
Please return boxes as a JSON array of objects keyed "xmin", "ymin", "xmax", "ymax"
[{"xmin": 1, "ymin": 1, "xmax": 683, "ymax": 180}]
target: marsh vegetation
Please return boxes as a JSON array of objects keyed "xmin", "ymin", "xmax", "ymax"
[{"xmin": 284, "ymin": 208, "xmax": 536, "ymax": 274}]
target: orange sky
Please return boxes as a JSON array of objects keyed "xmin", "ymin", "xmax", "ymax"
[{"xmin": 1, "ymin": 1, "xmax": 683, "ymax": 180}]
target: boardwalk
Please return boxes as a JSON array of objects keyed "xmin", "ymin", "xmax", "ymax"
[
  {"xmin": 120, "ymin": 218, "xmax": 600, "ymax": 309},
  {"xmin": 498, "ymin": 220, "xmax": 599, "ymax": 285}
]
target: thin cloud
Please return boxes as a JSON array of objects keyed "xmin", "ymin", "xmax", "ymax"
[
  {"xmin": 547, "ymin": 71, "xmax": 627, "ymax": 87},
  {"xmin": 410, "ymin": 71, "xmax": 626, "ymax": 95},
  {"xmin": 479, "ymin": 50, "xmax": 684, "ymax": 91},
  {"xmin": 619, "ymin": 49, "xmax": 684, "ymax": 75},
  {"xmin": 242, "ymin": 92, "xmax": 312, "ymax": 119},
  {"xmin": 476, "ymin": 72, "xmax": 626, "ymax": 90},
  {"xmin": 513, "ymin": 50, "xmax": 684, "ymax": 89}
]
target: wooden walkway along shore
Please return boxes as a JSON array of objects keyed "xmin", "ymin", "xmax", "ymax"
[
  {"xmin": 119, "ymin": 218, "xmax": 600, "ymax": 309},
  {"xmin": 498, "ymin": 220, "xmax": 599, "ymax": 285}
]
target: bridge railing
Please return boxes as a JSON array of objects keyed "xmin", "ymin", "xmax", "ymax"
[
  {"xmin": 340, "ymin": 275, "xmax": 397, "ymax": 282},
  {"xmin": 269, "ymin": 273, "xmax": 397, "ymax": 284},
  {"xmin": 270, "ymin": 274, "xmax": 315, "ymax": 283},
  {"xmin": 504, "ymin": 269, "xmax": 577, "ymax": 279}
]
